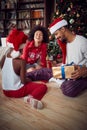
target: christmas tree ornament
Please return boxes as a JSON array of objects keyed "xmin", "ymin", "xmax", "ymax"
[
  {"xmin": 76, "ymin": 13, "xmax": 80, "ymax": 17},
  {"xmin": 67, "ymin": 7, "xmax": 71, "ymax": 12},
  {"xmin": 69, "ymin": 18, "xmax": 75, "ymax": 24}
]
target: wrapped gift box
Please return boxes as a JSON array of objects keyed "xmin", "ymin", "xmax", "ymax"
[{"xmin": 52, "ymin": 65, "xmax": 75, "ymax": 79}]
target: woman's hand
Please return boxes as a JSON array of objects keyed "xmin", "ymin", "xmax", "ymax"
[{"xmin": 35, "ymin": 64, "xmax": 42, "ymax": 70}]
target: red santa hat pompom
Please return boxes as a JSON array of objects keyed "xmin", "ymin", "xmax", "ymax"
[
  {"xmin": 49, "ymin": 17, "xmax": 68, "ymax": 34},
  {"xmin": 6, "ymin": 29, "xmax": 28, "ymax": 51}
]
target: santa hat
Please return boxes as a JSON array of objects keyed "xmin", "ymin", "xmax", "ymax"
[
  {"xmin": 6, "ymin": 29, "xmax": 28, "ymax": 51},
  {"xmin": 49, "ymin": 17, "xmax": 68, "ymax": 34}
]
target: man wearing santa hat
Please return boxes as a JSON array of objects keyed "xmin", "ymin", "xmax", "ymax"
[
  {"xmin": 49, "ymin": 17, "xmax": 87, "ymax": 97},
  {"xmin": 0, "ymin": 29, "xmax": 47, "ymax": 109}
]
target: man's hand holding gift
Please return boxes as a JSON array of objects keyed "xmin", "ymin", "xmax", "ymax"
[{"xmin": 71, "ymin": 65, "xmax": 87, "ymax": 80}]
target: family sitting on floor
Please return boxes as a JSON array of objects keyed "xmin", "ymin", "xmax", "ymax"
[{"xmin": 0, "ymin": 17, "xmax": 87, "ymax": 110}]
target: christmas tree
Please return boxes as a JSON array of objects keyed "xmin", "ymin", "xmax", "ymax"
[
  {"xmin": 53, "ymin": 0, "xmax": 87, "ymax": 38},
  {"xmin": 47, "ymin": 37, "xmax": 62, "ymax": 61}
]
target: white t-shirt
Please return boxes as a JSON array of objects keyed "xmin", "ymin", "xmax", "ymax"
[
  {"xmin": 2, "ymin": 57, "xmax": 24, "ymax": 90},
  {"xmin": 66, "ymin": 35, "xmax": 87, "ymax": 67}
]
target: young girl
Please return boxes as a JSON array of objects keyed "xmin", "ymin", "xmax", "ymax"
[{"xmin": 21, "ymin": 25, "xmax": 49, "ymax": 72}]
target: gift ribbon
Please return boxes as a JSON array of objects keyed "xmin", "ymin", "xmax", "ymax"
[
  {"xmin": 61, "ymin": 62, "xmax": 74, "ymax": 79},
  {"xmin": 61, "ymin": 66, "xmax": 65, "ymax": 79},
  {"xmin": 66, "ymin": 62, "xmax": 74, "ymax": 66},
  {"xmin": 61, "ymin": 62, "xmax": 82, "ymax": 79}
]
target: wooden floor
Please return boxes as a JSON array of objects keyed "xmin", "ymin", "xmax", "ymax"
[{"xmin": 0, "ymin": 70, "xmax": 87, "ymax": 130}]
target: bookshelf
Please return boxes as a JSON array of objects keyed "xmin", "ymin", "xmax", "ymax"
[{"xmin": 0, "ymin": 0, "xmax": 55, "ymax": 37}]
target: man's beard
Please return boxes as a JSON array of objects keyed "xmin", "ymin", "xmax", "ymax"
[
  {"xmin": 61, "ymin": 37, "xmax": 67, "ymax": 43},
  {"xmin": 62, "ymin": 39, "xmax": 67, "ymax": 43},
  {"xmin": 10, "ymin": 50, "xmax": 21, "ymax": 59}
]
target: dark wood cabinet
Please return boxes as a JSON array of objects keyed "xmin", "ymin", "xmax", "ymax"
[{"xmin": 0, "ymin": 0, "xmax": 55, "ymax": 36}]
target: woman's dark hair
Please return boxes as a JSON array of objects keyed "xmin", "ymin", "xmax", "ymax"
[{"xmin": 28, "ymin": 25, "xmax": 49, "ymax": 43}]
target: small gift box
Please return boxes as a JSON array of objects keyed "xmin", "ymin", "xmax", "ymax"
[{"xmin": 52, "ymin": 65, "xmax": 75, "ymax": 79}]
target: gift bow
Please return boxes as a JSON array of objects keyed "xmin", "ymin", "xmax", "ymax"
[{"xmin": 61, "ymin": 62, "xmax": 74, "ymax": 79}]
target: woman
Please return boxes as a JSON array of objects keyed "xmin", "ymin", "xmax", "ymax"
[{"xmin": 21, "ymin": 25, "xmax": 49, "ymax": 72}]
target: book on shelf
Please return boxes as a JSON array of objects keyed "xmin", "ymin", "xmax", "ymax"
[
  {"xmin": 18, "ymin": 11, "xmax": 30, "ymax": 19},
  {"xmin": 18, "ymin": 0, "xmax": 44, "ymax": 2},
  {"xmin": 29, "ymin": 3, "xmax": 44, "ymax": 8},
  {"xmin": 6, "ymin": 21, "xmax": 16, "ymax": 29},
  {"xmin": 31, "ymin": 9, "xmax": 44, "ymax": 18},
  {"xmin": 24, "ymin": 20, "xmax": 30, "ymax": 28},
  {"xmin": 10, "ymin": 11, "xmax": 16, "ymax": 19},
  {"xmin": 0, "ymin": 22, "xmax": 4, "ymax": 30},
  {"xmin": 0, "ymin": 12, "xmax": 5, "ymax": 19},
  {"xmin": 35, "ymin": 19, "xmax": 44, "ymax": 26},
  {"xmin": 31, "ymin": 19, "xmax": 44, "ymax": 27},
  {"xmin": 18, "ymin": 20, "xmax": 30, "ymax": 29}
]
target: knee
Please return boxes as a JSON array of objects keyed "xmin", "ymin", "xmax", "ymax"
[
  {"xmin": 61, "ymin": 82, "xmax": 78, "ymax": 97},
  {"xmin": 40, "ymin": 84, "xmax": 48, "ymax": 94},
  {"xmin": 44, "ymin": 84, "xmax": 48, "ymax": 93},
  {"xmin": 61, "ymin": 88, "xmax": 77, "ymax": 97}
]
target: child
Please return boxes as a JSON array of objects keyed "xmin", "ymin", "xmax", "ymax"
[{"xmin": 1, "ymin": 29, "xmax": 47, "ymax": 109}]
